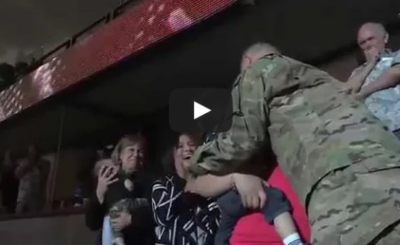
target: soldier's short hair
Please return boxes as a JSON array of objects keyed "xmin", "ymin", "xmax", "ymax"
[{"xmin": 242, "ymin": 42, "xmax": 280, "ymax": 59}]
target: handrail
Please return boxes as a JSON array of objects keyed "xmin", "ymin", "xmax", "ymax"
[
  {"xmin": 70, "ymin": 15, "xmax": 109, "ymax": 47},
  {"xmin": 21, "ymin": 0, "xmax": 141, "ymax": 74},
  {"xmin": 41, "ymin": 40, "xmax": 72, "ymax": 62}
]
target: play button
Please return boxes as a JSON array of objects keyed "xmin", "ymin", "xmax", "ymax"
[
  {"xmin": 194, "ymin": 102, "xmax": 211, "ymax": 119},
  {"xmin": 169, "ymin": 88, "xmax": 232, "ymax": 133}
]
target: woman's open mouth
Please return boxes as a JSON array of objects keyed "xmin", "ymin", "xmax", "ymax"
[{"xmin": 182, "ymin": 155, "xmax": 192, "ymax": 160}]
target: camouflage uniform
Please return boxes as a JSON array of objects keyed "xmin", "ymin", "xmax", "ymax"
[{"xmin": 190, "ymin": 54, "xmax": 400, "ymax": 245}]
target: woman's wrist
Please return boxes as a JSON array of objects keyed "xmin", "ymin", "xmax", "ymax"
[
  {"xmin": 95, "ymin": 190, "xmax": 104, "ymax": 204},
  {"xmin": 231, "ymin": 173, "xmax": 239, "ymax": 191}
]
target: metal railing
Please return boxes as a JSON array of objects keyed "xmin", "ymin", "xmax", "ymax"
[{"xmin": 20, "ymin": 0, "xmax": 141, "ymax": 77}]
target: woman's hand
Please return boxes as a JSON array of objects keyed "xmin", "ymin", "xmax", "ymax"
[
  {"xmin": 96, "ymin": 166, "xmax": 119, "ymax": 204},
  {"xmin": 232, "ymin": 173, "xmax": 266, "ymax": 210},
  {"xmin": 111, "ymin": 210, "xmax": 132, "ymax": 231}
]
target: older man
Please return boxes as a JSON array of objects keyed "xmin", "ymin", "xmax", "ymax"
[
  {"xmin": 347, "ymin": 22, "xmax": 400, "ymax": 138},
  {"xmin": 189, "ymin": 42, "xmax": 400, "ymax": 245}
]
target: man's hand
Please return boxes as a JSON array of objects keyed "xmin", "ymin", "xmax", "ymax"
[
  {"xmin": 355, "ymin": 91, "xmax": 368, "ymax": 101},
  {"xmin": 365, "ymin": 48, "xmax": 381, "ymax": 63},
  {"xmin": 232, "ymin": 173, "xmax": 266, "ymax": 210}
]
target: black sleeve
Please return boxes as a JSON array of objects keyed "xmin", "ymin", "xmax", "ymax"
[
  {"xmin": 127, "ymin": 203, "xmax": 154, "ymax": 229},
  {"xmin": 85, "ymin": 186, "xmax": 107, "ymax": 231},
  {"xmin": 124, "ymin": 173, "xmax": 156, "ymax": 230}
]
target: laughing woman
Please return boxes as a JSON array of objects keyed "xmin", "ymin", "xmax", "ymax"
[
  {"xmin": 151, "ymin": 133, "xmax": 220, "ymax": 245},
  {"xmin": 151, "ymin": 133, "xmax": 268, "ymax": 245}
]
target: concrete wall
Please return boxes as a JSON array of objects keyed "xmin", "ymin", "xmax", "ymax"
[
  {"xmin": 0, "ymin": 213, "xmax": 96, "ymax": 245},
  {"xmin": 319, "ymin": 51, "xmax": 359, "ymax": 81}
]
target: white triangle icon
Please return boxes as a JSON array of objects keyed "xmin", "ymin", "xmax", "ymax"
[{"xmin": 194, "ymin": 101, "xmax": 211, "ymax": 119}]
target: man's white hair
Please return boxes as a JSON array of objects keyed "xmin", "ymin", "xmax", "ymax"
[{"xmin": 358, "ymin": 22, "xmax": 387, "ymax": 37}]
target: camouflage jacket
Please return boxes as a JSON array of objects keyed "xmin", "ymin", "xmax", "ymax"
[{"xmin": 190, "ymin": 54, "xmax": 400, "ymax": 205}]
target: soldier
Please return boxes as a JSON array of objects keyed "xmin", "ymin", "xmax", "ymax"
[{"xmin": 189, "ymin": 42, "xmax": 400, "ymax": 245}]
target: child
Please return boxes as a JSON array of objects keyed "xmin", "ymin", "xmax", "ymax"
[
  {"xmin": 215, "ymin": 185, "xmax": 309, "ymax": 245},
  {"xmin": 204, "ymin": 133, "xmax": 308, "ymax": 245}
]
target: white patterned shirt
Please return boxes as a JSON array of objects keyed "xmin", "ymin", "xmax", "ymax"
[
  {"xmin": 151, "ymin": 174, "xmax": 220, "ymax": 245},
  {"xmin": 351, "ymin": 49, "xmax": 400, "ymax": 131}
]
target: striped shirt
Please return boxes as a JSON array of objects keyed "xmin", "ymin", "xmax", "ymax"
[{"xmin": 151, "ymin": 174, "xmax": 220, "ymax": 245}]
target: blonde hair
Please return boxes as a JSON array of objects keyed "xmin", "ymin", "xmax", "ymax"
[{"xmin": 111, "ymin": 133, "xmax": 147, "ymax": 166}]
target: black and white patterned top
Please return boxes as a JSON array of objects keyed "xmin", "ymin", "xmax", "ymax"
[{"xmin": 151, "ymin": 174, "xmax": 220, "ymax": 245}]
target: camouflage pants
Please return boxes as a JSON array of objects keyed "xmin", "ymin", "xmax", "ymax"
[
  {"xmin": 308, "ymin": 167, "xmax": 400, "ymax": 245},
  {"xmin": 109, "ymin": 198, "xmax": 149, "ymax": 245}
]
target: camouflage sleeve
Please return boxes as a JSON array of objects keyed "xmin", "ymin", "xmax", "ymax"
[{"xmin": 190, "ymin": 54, "xmax": 320, "ymax": 176}]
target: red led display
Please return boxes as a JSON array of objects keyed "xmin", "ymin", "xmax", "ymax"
[{"xmin": 0, "ymin": 0, "xmax": 237, "ymax": 122}]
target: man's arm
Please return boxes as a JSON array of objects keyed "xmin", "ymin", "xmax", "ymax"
[
  {"xmin": 347, "ymin": 58, "xmax": 378, "ymax": 93},
  {"xmin": 185, "ymin": 174, "xmax": 235, "ymax": 197},
  {"xmin": 358, "ymin": 64, "xmax": 400, "ymax": 98},
  {"xmin": 189, "ymin": 80, "xmax": 268, "ymax": 176}
]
